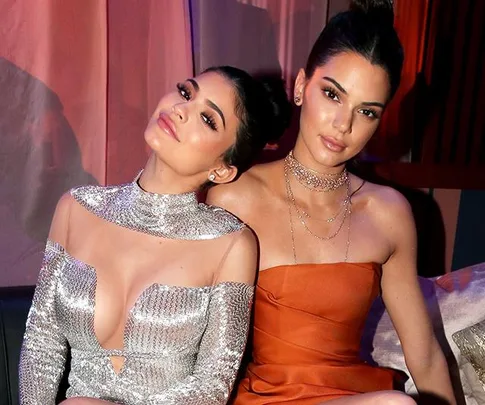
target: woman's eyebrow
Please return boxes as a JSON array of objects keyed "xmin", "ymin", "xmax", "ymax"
[
  {"xmin": 187, "ymin": 78, "xmax": 200, "ymax": 91},
  {"xmin": 323, "ymin": 76, "xmax": 385, "ymax": 108},
  {"xmin": 188, "ymin": 78, "xmax": 226, "ymax": 128},
  {"xmin": 323, "ymin": 76, "xmax": 347, "ymax": 94}
]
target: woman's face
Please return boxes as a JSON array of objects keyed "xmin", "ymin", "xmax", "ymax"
[
  {"xmin": 144, "ymin": 71, "xmax": 240, "ymax": 182},
  {"xmin": 294, "ymin": 51, "xmax": 391, "ymax": 168}
]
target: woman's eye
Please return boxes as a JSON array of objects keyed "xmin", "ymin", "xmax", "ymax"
[
  {"xmin": 201, "ymin": 113, "xmax": 218, "ymax": 131},
  {"xmin": 323, "ymin": 87, "xmax": 339, "ymax": 102},
  {"xmin": 360, "ymin": 109, "xmax": 379, "ymax": 119},
  {"xmin": 177, "ymin": 83, "xmax": 191, "ymax": 101}
]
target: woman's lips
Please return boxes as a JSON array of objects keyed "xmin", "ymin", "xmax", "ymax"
[
  {"xmin": 157, "ymin": 113, "xmax": 179, "ymax": 142},
  {"xmin": 320, "ymin": 135, "xmax": 345, "ymax": 152}
]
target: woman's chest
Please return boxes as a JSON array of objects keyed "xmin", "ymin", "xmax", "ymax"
[
  {"xmin": 54, "ymin": 252, "xmax": 212, "ymax": 353},
  {"xmin": 249, "ymin": 200, "xmax": 391, "ymax": 269}
]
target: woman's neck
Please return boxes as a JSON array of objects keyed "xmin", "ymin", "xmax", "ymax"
[
  {"xmin": 138, "ymin": 154, "xmax": 200, "ymax": 195},
  {"xmin": 287, "ymin": 138, "xmax": 351, "ymax": 207}
]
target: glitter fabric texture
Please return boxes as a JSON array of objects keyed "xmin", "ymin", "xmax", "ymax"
[
  {"xmin": 70, "ymin": 177, "xmax": 244, "ymax": 240},
  {"xmin": 19, "ymin": 179, "xmax": 254, "ymax": 405},
  {"xmin": 452, "ymin": 320, "xmax": 485, "ymax": 385}
]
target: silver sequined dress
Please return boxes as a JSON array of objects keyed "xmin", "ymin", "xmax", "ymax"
[{"xmin": 19, "ymin": 178, "xmax": 254, "ymax": 405}]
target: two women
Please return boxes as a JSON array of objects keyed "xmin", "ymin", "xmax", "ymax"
[{"xmin": 21, "ymin": 1, "xmax": 456, "ymax": 404}]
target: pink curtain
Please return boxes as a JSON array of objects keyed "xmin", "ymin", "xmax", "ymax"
[
  {"xmin": 0, "ymin": 0, "xmax": 192, "ymax": 286},
  {"xmin": 106, "ymin": 0, "xmax": 193, "ymax": 184}
]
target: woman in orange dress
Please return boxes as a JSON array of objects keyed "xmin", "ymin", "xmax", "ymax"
[{"xmin": 208, "ymin": 1, "xmax": 456, "ymax": 404}]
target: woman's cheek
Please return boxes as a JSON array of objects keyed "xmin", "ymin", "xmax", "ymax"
[{"xmin": 186, "ymin": 129, "xmax": 213, "ymax": 151}]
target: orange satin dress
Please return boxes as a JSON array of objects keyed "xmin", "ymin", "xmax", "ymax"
[{"xmin": 233, "ymin": 263, "xmax": 397, "ymax": 404}]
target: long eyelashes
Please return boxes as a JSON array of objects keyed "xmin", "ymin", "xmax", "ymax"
[
  {"xmin": 201, "ymin": 113, "xmax": 218, "ymax": 131},
  {"xmin": 175, "ymin": 82, "xmax": 218, "ymax": 131},
  {"xmin": 359, "ymin": 109, "xmax": 380, "ymax": 119},
  {"xmin": 323, "ymin": 86, "xmax": 380, "ymax": 120},
  {"xmin": 323, "ymin": 87, "xmax": 339, "ymax": 102},
  {"xmin": 177, "ymin": 83, "xmax": 191, "ymax": 100}
]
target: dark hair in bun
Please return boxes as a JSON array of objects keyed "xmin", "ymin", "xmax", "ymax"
[
  {"xmin": 305, "ymin": 0, "xmax": 404, "ymax": 99},
  {"xmin": 203, "ymin": 66, "xmax": 291, "ymax": 175},
  {"xmin": 349, "ymin": 0, "xmax": 394, "ymax": 22}
]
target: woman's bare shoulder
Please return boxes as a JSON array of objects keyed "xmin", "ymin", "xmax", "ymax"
[
  {"xmin": 206, "ymin": 159, "xmax": 283, "ymax": 219},
  {"xmin": 353, "ymin": 176, "xmax": 414, "ymax": 227}
]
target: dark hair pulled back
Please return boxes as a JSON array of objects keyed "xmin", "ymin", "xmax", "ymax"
[
  {"xmin": 305, "ymin": 0, "xmax": 404, "ymax": 99},
  {"xmin": 203, "ymin": 66, "xmax": 291, "ymax": 176}
]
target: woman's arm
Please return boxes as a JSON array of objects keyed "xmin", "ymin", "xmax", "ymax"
[
  {"xmin": 19, "ymin": 194, "xmax": 72, "ymax": 405},
  {"xmin": 379, "ymin": 189, "xmax": 455, "ymax": 404},
  {"xmin": 145, "ymin": 228, "xmax": 257, "ymax": 405}
]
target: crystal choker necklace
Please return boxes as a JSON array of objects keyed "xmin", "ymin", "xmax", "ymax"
[{"xmin": 284, "ymin": 150, "xmax": 348, "ymax": 192}]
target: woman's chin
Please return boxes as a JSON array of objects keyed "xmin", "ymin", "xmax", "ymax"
[
  {"xmin": 144, "ymin": 129, "xmax": 161, "ymax": 152},
  {"xmin": 308, "ymin": 149, "xmax": 347, "ymax": 169}
]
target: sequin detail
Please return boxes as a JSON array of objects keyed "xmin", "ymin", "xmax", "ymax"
[
  {"xmin": 19, "ymin": 242, "xmax": 68, "ymax": 404},
  {"xmin": 70, "ymin": 178, "xmax": 243, "ymax": 240},
  {"xmin": 19, "ymin": 241, "xmax": 254, "ymax": 404},
  {"xmin": 452, "ymin": 320, "xmax": 485, "ymax": 384}
]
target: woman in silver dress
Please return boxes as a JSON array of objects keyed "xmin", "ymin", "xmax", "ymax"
[{"xmin": 18, "ymin": 66, "xmax": 290, "ymax": 405}]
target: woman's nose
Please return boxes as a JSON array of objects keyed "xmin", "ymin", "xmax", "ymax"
[{"xmin": 171, "ymin": 104, "xmax": 187, "ymax": 123}]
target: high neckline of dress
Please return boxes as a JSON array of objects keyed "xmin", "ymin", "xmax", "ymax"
[
  {"xmin": 70, "ymin": 173, "xmax": 243, "ymax": 239},
  {"xmin": 131, "ymin": 170, "xmax": 199, "ymax": 214}
]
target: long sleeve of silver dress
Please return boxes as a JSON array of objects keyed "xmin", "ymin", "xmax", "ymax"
[
  {"xmin": 18, "ymin": 178, "xmax": 254, "ymax": 405},
  {"xmin": 19, "ymin": 242, "xmax": 68, "ymax": 404}
]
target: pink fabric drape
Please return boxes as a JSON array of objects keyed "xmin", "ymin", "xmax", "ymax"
[
  {"xmin": 107, "ymin": 0, "xmax": 193, "ymax": 184},
  {"xmin": 0, "ymin": 0, "xmax": 192, "ymax": 286}
]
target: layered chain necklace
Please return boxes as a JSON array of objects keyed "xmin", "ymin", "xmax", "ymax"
[
  {"xmin": 285, "ymin": 150, "xmax": 349, "ymax": 192},
  {"xmin": 284, "ymin": 151, "xmax": 352, "ymax": 263}
]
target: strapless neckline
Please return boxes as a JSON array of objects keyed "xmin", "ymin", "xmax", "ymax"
[
  {"xmin": 233, "ymin": 260, "xmax": 394, "ymax": 404},
  {"xmin": 260, "ymin": 262, "xmax": 380, "ymax": 275}
]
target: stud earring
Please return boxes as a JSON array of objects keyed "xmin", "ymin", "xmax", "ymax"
[
  {"xmin": 208, "ymin": 173, "xmax": 216, "ymax": 182},
  {"xmin": 294, "ymin": 95, "xmax": 301, "ymax": 105}
]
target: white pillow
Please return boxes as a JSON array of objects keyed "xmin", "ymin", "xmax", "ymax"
[{"xmin": 361, "ymin": 263, "xmax": 485, "ymax": 404}]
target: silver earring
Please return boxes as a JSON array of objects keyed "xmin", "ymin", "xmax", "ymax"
[
  {"xmin": 208, "ymin": 173, "xmax": 216, "ymax": 182},
  {"xmin": 294, "ymin": 95, "xmax": 301, "ymax": 105}
]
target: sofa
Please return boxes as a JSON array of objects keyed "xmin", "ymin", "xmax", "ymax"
[
  {"xmin": 1, "ymin": 265, "xmax": 484, "ymax": 405},
  {"xmin": 0, "ymin": 286, "xmax": 34, "ymax": 405},
  {"xmin": 0, "ymin": 286, "xmax": 69, "ymax": 405}
]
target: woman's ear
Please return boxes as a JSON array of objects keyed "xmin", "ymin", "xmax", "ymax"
[
  {"xmin": 207, "ymin": 162, "xmax": 238, "ymax": 184},
  {"xmin": 294, "ymin": 68, "xmax": 307, "ymax": 106}
]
